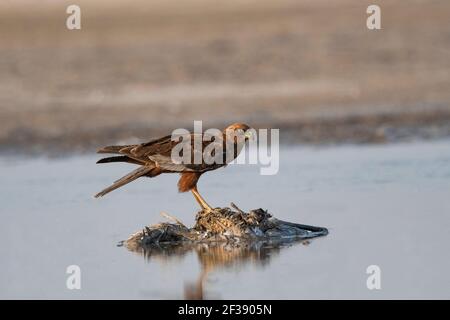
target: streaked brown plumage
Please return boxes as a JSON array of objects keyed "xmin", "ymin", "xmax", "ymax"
[{"xmin": 95, "ymin": 123, "xmax": 252, "ymax": 212}]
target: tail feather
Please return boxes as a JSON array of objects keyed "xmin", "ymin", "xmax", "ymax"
[
  {"xmin": 97, "ymin": 145, "xmax": 129, "ymax": 154},
  {"xmin": 94, "ymin": 166, "xmax": 152, "ymax": 198},
  {"xmin": 96, "ymin": 156, "xmax": 143, "ymax": 165}
]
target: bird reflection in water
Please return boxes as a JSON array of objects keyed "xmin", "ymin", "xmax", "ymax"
[{"xmin": 125, "ymin": 239, "xmax": 311, "ymax": 299}]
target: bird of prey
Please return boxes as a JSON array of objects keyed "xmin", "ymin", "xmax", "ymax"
[{"xmin": 94, "ymin": 123, "xmax": 253, "ymax": 212}]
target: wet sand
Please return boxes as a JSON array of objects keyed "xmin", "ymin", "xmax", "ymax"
[{"xmin": 1, "ymin": 140, "xmax": 449, "ymax": 299}]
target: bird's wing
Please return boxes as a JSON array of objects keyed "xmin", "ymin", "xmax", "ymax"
[
  {"xmin": 106, "ymin": 135, "xmax": 173, "ymax": 163},
  {"xmin": 147, "ymin": 133, "xmax": 227, "ymax": 172},
  {"xmin": 148, "ymin": 154, "xmax": 196, "ymax": 172},
  {"xmin": 127, "ymin": 135, "xmax": 173, "ymax": 157},
  {"xmin": 97, "ymin": 132, "xmax": 228, "ymax": 172}
]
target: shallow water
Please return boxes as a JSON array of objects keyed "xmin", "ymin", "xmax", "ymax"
[{"xmin": 1, "ymin": 140, "xmax": 449, "ymax": 299}]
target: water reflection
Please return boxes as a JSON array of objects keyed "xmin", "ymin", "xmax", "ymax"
[{"xmin": 126, "ymin": 239, "xmax": 311, "ymax": 299}]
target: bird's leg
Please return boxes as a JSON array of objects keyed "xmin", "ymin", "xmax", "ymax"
[{"xmin": 191, "ymin": 186, "xmax": 214, "ymax": 212}]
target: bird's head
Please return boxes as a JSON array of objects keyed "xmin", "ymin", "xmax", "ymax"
[{"xmin": 223, "ymin": 123, "xmax": 254, "ymax": 141}]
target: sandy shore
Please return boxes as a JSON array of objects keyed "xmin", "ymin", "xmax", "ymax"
[{"xmin": 1, "ymin": 0, "xmax": 450, "ymax": 154}]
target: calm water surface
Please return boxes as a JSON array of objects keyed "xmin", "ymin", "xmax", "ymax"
[{"xmin": 1, "ymin": 140, "xmax": 449, "ymax": 299}]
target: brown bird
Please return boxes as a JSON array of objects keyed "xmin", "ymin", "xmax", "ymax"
[{"xmin": 95, "ymin": 123, "xmax": 253, "ymax": 212}]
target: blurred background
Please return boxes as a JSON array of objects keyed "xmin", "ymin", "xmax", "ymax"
[{"xmin": 1, "ymin": 0, "xmax": 450, "ymax": 154}]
